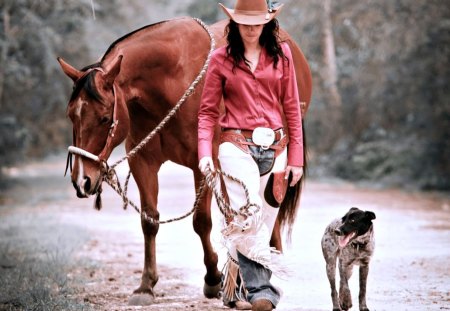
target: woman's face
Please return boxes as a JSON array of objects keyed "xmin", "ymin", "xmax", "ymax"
[{"xmin": 237, "ymin": 24, "xmax": 264, "ymax": 46}]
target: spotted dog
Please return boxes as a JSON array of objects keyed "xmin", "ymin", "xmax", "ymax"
[{"xmin": 321, "ymin": 207, "xmax": 376, "ymax": 311}]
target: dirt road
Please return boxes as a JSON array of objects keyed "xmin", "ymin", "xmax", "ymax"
[{"xmin": 0, "ymin": 152, "xmax": 449, "ymax": 310}]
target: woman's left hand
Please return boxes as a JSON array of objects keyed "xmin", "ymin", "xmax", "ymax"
[{"xmin": 285, "ymin": 166, "xmax": 303, "ymax": 187}]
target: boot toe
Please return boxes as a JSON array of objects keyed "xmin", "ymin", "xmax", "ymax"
[{"xmin": 251, "ymin": 299, "xmax": 273, "ymax": 311}]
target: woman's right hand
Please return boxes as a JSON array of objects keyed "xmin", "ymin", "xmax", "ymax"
[{"xmin": 198, "ymin": 156, "xmax": 214, "ymax": 175}]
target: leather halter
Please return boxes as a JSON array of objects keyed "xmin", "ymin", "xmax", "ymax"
[{"xmin": 64, "ymin": 66, "xmax": 119, "ymax": 175}]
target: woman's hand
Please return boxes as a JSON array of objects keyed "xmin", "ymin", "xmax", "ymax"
[
  {"xmin": 198, "ymin": 156, "xmax": 215, "ymax": 175},
  {"xmin": 300, "ymin": 101, "xmax": 307, "ymax": 116},
  {"xmin": 285, "ymin": 165, "xmax": 303, "ymax": 187}
]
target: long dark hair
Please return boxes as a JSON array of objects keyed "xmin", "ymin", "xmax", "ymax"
[{"xmin": 225, "ymin": 19, "xmax": 286, "ymax": 71}]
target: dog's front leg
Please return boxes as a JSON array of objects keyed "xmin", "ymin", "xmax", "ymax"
[
  {"xmin": 359, "ymin": 264, "xmax": 370, "ymax": 311},
  {"xmin": 325, "ymin": 256, "xmax": 341, "ymax": 311},
  {"xmin": 338, "ymin": 261, "xmax": 353, "ymax": 311}
]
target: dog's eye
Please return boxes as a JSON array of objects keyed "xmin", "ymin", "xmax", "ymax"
[{"xmin": 350, "ymin": 219, "xmax": 355, "ymax": 223}]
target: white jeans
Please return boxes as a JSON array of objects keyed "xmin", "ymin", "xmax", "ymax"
[{"xmin": 218, "ymin": 142, "xmax": 287, "ymax": 261}]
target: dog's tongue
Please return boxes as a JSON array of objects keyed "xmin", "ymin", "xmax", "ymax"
[{"xmin": 339, "ymin": 231, "xmax": 356, "ymax": 248}]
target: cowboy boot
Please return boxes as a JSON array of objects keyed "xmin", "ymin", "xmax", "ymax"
[{"xmin": 251, "ymin": 299, "xmax": 273, "ymax": 311}]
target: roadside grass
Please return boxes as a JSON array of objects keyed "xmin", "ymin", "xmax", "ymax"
[{"xmin": 0, "ymin": 217, "xmax": 92, "ymax": 311}]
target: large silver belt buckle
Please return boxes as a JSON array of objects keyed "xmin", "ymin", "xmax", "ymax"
[{"xmin": 252, "ymin": 127, "xmax": 275, "ymax": 150}]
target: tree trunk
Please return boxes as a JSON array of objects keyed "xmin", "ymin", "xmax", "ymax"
[
  {"xmin": 322, "ymin": 0, "xmax": 342, "ymax": 108},
  {"xmin": 320, "ymin": 0, "xmax": 344, "ymax": 150},
  {"xmin": 0, "ymin": 8, "xmax": 11, "ymax": 107}
]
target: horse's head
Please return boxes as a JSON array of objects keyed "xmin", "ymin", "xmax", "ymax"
[{"xmin": 58, "ymin": 55, "xmax": 129, "ymax": 198}]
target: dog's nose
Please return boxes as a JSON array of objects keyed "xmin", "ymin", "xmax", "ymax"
[{"xmin": 334, "ymin": 229, "xmax": 342, "ymax": 235}]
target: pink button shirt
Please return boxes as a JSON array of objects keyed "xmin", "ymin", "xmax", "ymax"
[{"xmin": 198, "ymin": 42, "xmax": 304, "ymax": 166}]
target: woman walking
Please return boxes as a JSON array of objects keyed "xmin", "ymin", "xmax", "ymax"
[{"xmin": 198, "ymin": 1, "xmax": 305, "ymax": 310}]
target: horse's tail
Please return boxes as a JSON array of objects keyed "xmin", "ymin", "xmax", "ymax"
[{"xmin": 279, "ymin": 121, "xmax": 308, "ymax": 241}]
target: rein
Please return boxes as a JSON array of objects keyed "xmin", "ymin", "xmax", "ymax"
[{"xmin": 67, "ymin": 18, "xmax": 257, "ymax": 224}]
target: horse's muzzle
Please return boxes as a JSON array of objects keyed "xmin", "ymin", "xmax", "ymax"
[
  {"xmin": 73, "ymin": 181, "xmax": 87, "ymax": 198},
  {"xmin": 73, "ymin": 175, "xmax": 100, "ymax": 198}
]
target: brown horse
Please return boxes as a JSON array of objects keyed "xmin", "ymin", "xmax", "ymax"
[{"xmin": 58, "ymin": 17, "xmax": 312, "ymax": 304}]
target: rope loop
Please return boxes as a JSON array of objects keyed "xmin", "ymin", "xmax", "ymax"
[
  {"xmin": 109, "ymin": 17, "xmax": 216, "ymax": 170},
  {"xmin": 98, "ymin": 18, "xmax": 216, "ymax": 224},
  {"xmin": 91, "ymin": 18, "xmax": 258, "ymax": 225}
]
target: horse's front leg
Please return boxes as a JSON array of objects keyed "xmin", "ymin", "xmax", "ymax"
[
  {"xmin": 193, "ymin": 170, "xmax": 222, "ymax": 298},
  {"xmin": 128, "ymin": 156, "xmax": 161, "ymax": 305}
]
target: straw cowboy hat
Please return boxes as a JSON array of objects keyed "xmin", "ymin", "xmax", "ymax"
[{"xmin": 219, "ymin": 0, "xmax": 284, "ymax": 25}]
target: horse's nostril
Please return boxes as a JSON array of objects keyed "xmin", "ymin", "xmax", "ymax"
[
  {"xmin": 84, "ymin": 176, "xmax": 91, "ymax": 192},
  {"xmin": 73, "ymin": 181, "xmax": 85, "ymax": 198}
]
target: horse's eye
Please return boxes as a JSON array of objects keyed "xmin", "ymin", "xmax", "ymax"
[{"xmin": 100, "ymin": 116, "xmax": 110, "ymax": 124}]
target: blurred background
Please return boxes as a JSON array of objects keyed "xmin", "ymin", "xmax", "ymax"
[
  {"xmin": 0, "ymin": 0, "xmax": 449, "ymax": 191},
  {"xmin": 0, "ymin": 2, "xmax": 449, "ymax": 310}
]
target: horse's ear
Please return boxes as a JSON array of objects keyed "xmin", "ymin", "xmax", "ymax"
[
  {"xmin": 57, "ymin": 57, "xmax": 82, "ymax": 82},
  {"xmin": 102, "ymin": 55, "xmax": 123, "ymax": 87}
]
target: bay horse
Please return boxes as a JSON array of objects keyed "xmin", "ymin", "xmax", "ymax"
[{"xmin": 58, "ymin": 17, "xmax": 312, "ymax": 304}]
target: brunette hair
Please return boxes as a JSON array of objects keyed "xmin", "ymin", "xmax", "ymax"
[{"xmin": 225, "ymin": 19, "xmax": 286, "ymax": 71}]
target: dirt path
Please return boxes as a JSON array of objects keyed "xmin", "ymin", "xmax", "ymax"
[{"xmin": 1, "ymin": 153, "xmax": 449, "ymax": 310}]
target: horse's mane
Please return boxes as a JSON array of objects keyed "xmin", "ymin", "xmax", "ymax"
[
  {"xmin": 101, "ymin": 20, "xmax": 167, "ymax": 61},
  {"xmin": 68, "ymin": 63, "xmax": 103, "ymax": 109},
  {"xmin": 68, "ymin": 21, "xmax": 168, "ymax": 107}
]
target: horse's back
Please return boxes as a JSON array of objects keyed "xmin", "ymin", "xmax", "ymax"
[{"xmin": 103, "ymin": 17, "xmax": 211, "ymax": 85}]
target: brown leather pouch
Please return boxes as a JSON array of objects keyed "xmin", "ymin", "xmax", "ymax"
[
  {"xmin": 264, "ymin": 171, "xmax": 291, "ymax": 207},
  {"xmin": 274, "ymin": 135, "xmax": 288, "ymax": 157}
]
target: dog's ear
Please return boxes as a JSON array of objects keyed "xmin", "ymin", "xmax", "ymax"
[{"xmin": 365, "ymin": 211, "xmax": 376, "ymax": 220}]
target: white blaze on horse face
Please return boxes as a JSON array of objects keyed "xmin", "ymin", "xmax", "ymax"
[
  {"xmin": 74, "ymin": 98, "xmax": 86, "ymax": 195},
  {"xmin": 77, "ymin": 156, "xmax": 86, "ymax": 196},
  {"xmin": 75, "ymin": 99, "xmax": 83, "ymax": 119}
]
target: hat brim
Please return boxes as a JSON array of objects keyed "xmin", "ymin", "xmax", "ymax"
[{"xmin": 219, "ymin": 3, "xmax": 283, "ymax": 25}]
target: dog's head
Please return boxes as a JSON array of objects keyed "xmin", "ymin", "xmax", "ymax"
[{"xmin": 335, "ymin": 207, "xmax": 376, "ymax": 248}]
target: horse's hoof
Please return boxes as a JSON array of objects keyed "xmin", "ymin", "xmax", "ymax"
[
  {"xmin": 203, "ymin": 281, "xmax": 222, "ymax": 299},
  {"xmin": 128, "ymin": 293, "xmax": 155, "ymax": 306}
]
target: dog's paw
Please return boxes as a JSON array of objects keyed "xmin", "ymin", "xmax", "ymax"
[
  {"xmin": 340, "ymin": 301, "xmax": 352, "ymax": 311},
  {"xmin": 360, "ymin": 308, "xmax": 370, "ymax": 311},
  {"xmin": 339, "ymin": 292, "xmax": 352, "ymax": 311}
]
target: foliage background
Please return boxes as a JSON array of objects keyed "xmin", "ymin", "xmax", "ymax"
[{"xmin": 0, "ymin": 0, "xmax": 448, "ymax": 190}]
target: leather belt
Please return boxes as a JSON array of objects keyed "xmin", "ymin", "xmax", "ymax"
[
  {"xmin": 222, "ymin": 128, "xmax": 285, "ymax": 141},
  {"xmin": 220, "ymin": 128, "xmax": 288, "ymax": 156}
]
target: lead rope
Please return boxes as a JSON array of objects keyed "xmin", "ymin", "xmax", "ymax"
[
  {"xmin": 97, "ymin": 18, "xmax": 258, "ymax": 224},
  {"xmin": 96, "ymin": 17, "xmax": 214, "ymax": 223},
  {"xmin": 108, "ymin": 18, "xmax": 215, "ymax": 171},
  {"xmin": 103, "ymin": 167, "xmax": 259, "ymax": 224}
]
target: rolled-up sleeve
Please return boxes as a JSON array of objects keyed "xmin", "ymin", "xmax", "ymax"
[{"xmin": 281, "ymin": 43, "xmax": 304, "ymax": 167}]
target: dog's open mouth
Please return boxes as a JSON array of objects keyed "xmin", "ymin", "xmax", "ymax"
[{"xmin": 339, "ymin": 231, "xmax": 356, "ymax": 248}]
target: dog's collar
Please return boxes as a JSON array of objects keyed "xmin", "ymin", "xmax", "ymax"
[{"xmin": 350, "ymin": 241, "xmax": 368, "ymax": 250}]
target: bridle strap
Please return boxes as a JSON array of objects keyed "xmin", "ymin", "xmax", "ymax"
[
  {"xmin": 64, "ymin": 151, "xmax": 72, "ymax": 177},
  {"xmin": 68, "ymin": 146, "xmax": 100, "ymax": 162},
  {"xmin": 98, "ymin": 83, "xmax": 119, "ymax": 162},
  {"xmin": 66, "ymin": 66, "xmax": 119, "ymax": 167}
]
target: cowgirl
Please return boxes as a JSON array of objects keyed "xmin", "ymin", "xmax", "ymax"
[{"xmin": 198, "ymin": 1, "xmax": 304, "ymax": 310}]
